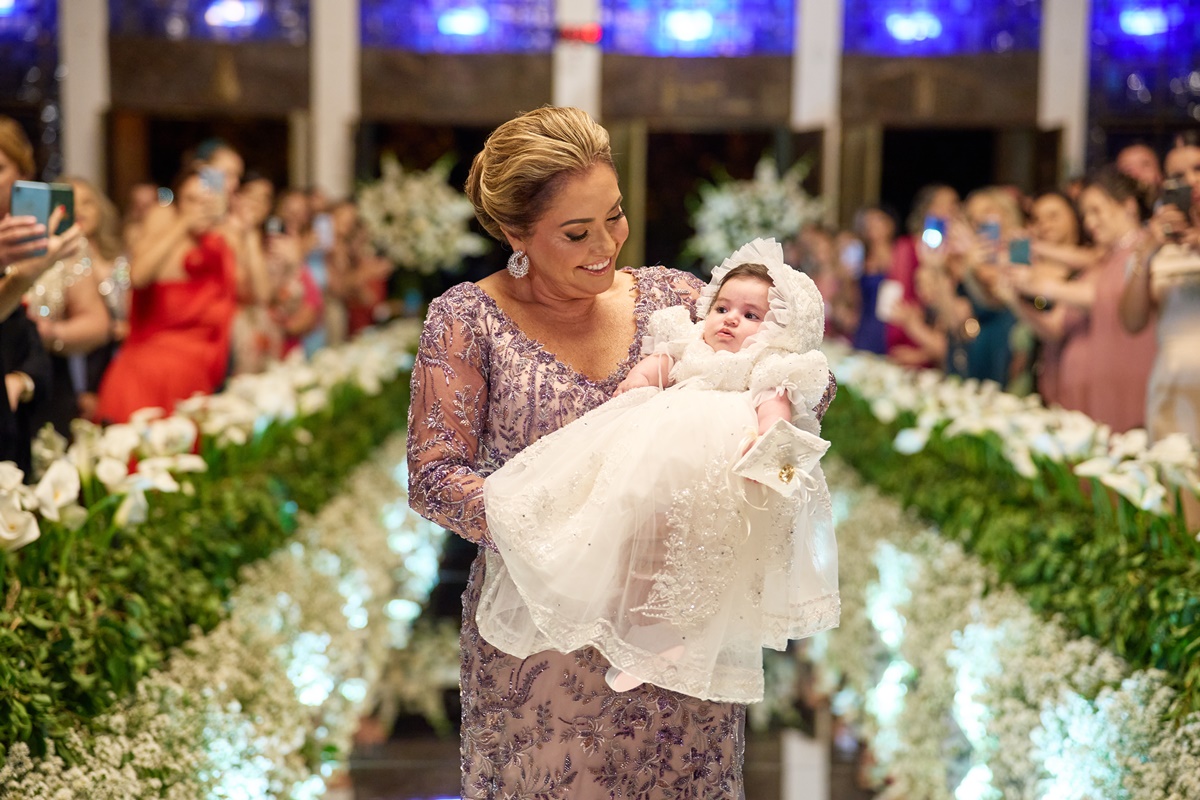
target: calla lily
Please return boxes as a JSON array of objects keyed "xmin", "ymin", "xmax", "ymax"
[
  {"xmin": 145, "ymin": 417, "xmax": 198, "ymax": 457},
  {"xmin": 0, "ymin": 495, "xmax": 39, "ymax": 552},
  {"xmin": 99, "ymin": 424, "xmax": 142, "ymax": 463},
  {"xmin": 95, "ymin": 457, "xmax": 131, "ymax": 492},
  {"xmin": 33, "ymin": 460, "xmax": 81, "ymax": 523},
  {"xmin": 1074, "ymin": 457, "xmax": 1117, "ymax": 478},
  {"xmin": 893, "ymin": 428, "xmax": 931, "ymax": 455},
  {"xmin": 0, "ymin": 462, "xmax": 24, "ymax": 492},
  {"xmin": 114, "ymin": 488, "xmax": 148, "ymax": 528}
]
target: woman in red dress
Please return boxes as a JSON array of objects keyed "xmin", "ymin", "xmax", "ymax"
[{"xmin": 96, "ymin": 168, "xmax": 238, "ymax": 423}]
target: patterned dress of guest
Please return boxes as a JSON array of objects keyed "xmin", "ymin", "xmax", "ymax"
[{"xmin": 409, "ymin": 267, "xmax": 765, "ymax": 799}]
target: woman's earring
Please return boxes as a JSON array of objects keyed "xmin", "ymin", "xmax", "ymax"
[{"xmin": 507, "ymin": 249, "xmax": 530, "ymax": 279}]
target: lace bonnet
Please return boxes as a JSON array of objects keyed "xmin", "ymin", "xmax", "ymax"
[{"xmin": 694, "ymin": 237, "xmax": 825, "ymax": 355}]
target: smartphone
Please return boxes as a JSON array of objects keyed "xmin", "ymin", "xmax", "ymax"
[
  {"xmin": 875, "ymin": 278, "xmax": 904, "ymax": 323},
  {"xmin": 921, "ymin": 215, "xmax": 946, "ymax": 248},
  {"xmin": 977, "ymin": 221, "xmax": 1001, "ymax": 242},
  {"xmin": 265, "ymin": 215, "xmax": 285, "ymax": 237},
  {"xmin": 1161, "ymin": 179, "xmax": 1192, "ymax": 217},
  {"xmin": 312, "ymin": 212, "xmax": 334, "ymax": 250},
  {"xmin": 199, "ymin": 166, "xmax": 225, "ymax": 195},
  {"xmin": 1008, "ymin": 237, "xmax": 1032, "ymax": 266},
  {"xmin": 10, "ymin": 180, "xmax": 75, "ymax": 257}
]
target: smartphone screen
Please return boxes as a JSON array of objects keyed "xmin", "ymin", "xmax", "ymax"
[
  {"xmin": 921, "ymin": 215, "xmax": 946, "ymax": 248},
  {"xmin": 1162, "ymin": 181, "xmax": 1192, "ymax": 216},
  {"xmin": 978, "ymin": 221, "xmax": 1001, "ymax": 242},
  {"xmin": 49, "ymin": 183, "xmax": 75, "ymax": 234},
  {"xmin": 10, "ymin": 180, "xmax": 53, "ymax": 257},
  {"xmin": 1008, "ymin": 238, "xmax": 1031, "ymax": 266}
]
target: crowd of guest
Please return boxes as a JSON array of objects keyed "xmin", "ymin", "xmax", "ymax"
[
  {"xmin": 788, "ymin": 134, "xmax": 1200, "ymax": 447},
  {"xmin": 0, "ymin": 119, "xmax": 396, "ymax": 475}
]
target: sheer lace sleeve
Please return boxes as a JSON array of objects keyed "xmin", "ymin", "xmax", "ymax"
[
  {"xmin": 407, "ymin": 294, "xmax": 494, "ymax": 549},
  {"xmin": 815, "ymin": 373, "xmax": 837, "ymax": 420}
]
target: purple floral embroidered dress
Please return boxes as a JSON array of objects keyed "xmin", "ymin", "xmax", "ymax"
[{"xmin": 408, "ymin": 266, "xmax": 833, "ymax": 799}]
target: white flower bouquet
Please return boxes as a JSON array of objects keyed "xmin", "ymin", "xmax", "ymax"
[
  {"xmin": 357, "ymin": 153, "xmax": 489, "ymax": 275},
  {"xmin": 686, "ymin": 156, "xmax": 825, "ymax": 271}
]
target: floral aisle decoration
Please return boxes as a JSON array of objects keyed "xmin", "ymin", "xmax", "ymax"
[
  {"xmin": 0, "ymin": 320, "xmax": 421, "ymax": 762},
  {"xmin": 0, "ymin": 435, "xmax": 448, "ymax": 799},
  {"xmin": 814, "ymin": 459, "xmax": 1200, "ymax": 800},
  {"xmin": 357, "ymin": 153, "xmax": 489, "ymax": 275},
  {"xmin": 822, "ymin": 342, "xmax": 1200, "ymax": 718},
  {"xmin": 685, "ymin": 155, "xmax": 825, "ymax": 270}
]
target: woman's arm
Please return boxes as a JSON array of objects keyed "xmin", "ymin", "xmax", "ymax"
[
  {"xmin": 38, "ymin": 272, "xmax": 110, "ymax": 354},
  {"xmin": 407, "ymin": 295, "xmax": 494, "ymax": 548},
  {"xmin": 128, "ymin": 204, "xmax": 195, "ymax": 288}
]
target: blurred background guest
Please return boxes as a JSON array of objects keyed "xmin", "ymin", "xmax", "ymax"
[
  {"xmin": 227, "ymin": 171, "xmax": 278, "ymax": 375},
  {"xmin": 1011, "ymin": 168, "xmax": 1155, "ymax": 431},
  {"xmin": 72, "ymin": 176, "xmax": 133, "ymax": 424},
  {"xmin": 848, "ymin": 204, "xmax": 906, "ymax": 355},
  {"xmin": 26, "ymin": 175, "xmax": 112, "ymax": 438},
  {"xmin": 889, "ymin": 184, "xmax": 958, "ymax": 367},
  {"xmin": 95, "ymin": 165, "xmax": 237, "ymax": 423},
  {"xmin": 1121, "ymin": 132, "xmax": 1200, "ymax": 444},
  {"xmin": 0, "ymin": 116, "xmax": 83, "ymax": 472}
]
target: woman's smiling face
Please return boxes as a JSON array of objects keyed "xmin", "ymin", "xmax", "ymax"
[{"xmin": 507, "ymin": 163, "xmax": 629, "ymax": 298}]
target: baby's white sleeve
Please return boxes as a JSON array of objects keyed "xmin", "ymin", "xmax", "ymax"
[
  {"xmin": 642, "ymin": 305, "xmax": 697, "ymax": 358},
  {"xmin": 749, "ymin": 350, "xmax": 830, "ymax": 414}
]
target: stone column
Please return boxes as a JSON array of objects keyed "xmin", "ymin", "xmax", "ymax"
[
  {"xmin": 553, "ymin": 0, "xmax": 602, "ymax": 117},
  {"xmin": 792, "ymin": 0, "xmax": 844, "ymax": 225},
  {"xmin": 311, "ymin": 0, "xmax": 360, "ymax": 195},
  {"xmin": 58, "ymin": 0, "xmax": 110, "ymax": 185},
  {"xmin": 1039, "ymin": 0, "xmax": 1092, "ymax": 179}
]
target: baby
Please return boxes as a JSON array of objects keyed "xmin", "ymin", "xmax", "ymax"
[{"xmin": 477, "ymin": 238, "xmax": 840, "ymax": 703}]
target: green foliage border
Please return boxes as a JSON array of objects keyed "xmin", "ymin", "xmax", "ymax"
[
  {"xmin": 823, "ymin": 389, "xmax": 1200, "ymax": 718},
  {"xmin": 0, "ymin": 375, "xmax": 412, "ymax": 761}
]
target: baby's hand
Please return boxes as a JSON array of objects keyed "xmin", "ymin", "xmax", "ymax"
[{"xmin": 614, "ymin": 372, "xmax": 650, "ymax": 396}]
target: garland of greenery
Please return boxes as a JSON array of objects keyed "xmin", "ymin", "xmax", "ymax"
[
  {"xmin": 820, "ymin": 350, "xmax": 1200, "ymax": 718},
  {"xmin": 0, "ymin": 434, "xmax": 448, "ymax": 798},
  {"xmin": 0, "ymin": 330, "xmax": 415, "ymax": 762},
  {"xmin": 815, "ymin": 458, "xmax": 1200, "ymax": 799}
]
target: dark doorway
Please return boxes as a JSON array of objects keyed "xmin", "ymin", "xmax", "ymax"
[
  {"xmin": 144, "ymin": 116, "xmax": 291, "ymax": 190},
  {"xmin": 880, "ymin": 128, "xmax": 996, "ymax": 230}
]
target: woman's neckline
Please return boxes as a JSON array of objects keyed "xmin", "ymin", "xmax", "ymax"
[{"xmin": 465, "ymin": 267, "xmax": 649, "ymax": 387}]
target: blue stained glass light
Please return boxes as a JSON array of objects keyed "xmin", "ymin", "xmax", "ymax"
[
  {"xmin": 0, "ymin": 0, "xmax": 45, "ymax": 40},
  {"xmin": 842, "ymin": 0, "xmax": 1041, "ymax": 57},
  {"xmin": 1089, "ymin": 0, "xmax": 1200, "ymax": 120},
  {"xmin": 361, "ymin": 0, "xmax": 555, "ymax": 54},
  {"xmin": 107, "ymin": 0, "xmax": 309, "ymax": 44},
  {"xmin": 602, "ymin": 0, "xmax": 794, "ymax": 57}
]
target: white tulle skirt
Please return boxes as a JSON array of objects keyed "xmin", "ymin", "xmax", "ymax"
[{"xmin": 477, "ymin": 384, "xmax": 840, "ymax": 703}]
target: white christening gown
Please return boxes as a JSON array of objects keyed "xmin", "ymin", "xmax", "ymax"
[{"xmin": 477, "ymin": 305, "xmax": 840, "ymax": 703}]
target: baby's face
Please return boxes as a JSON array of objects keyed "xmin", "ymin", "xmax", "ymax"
[{"xmin": 702, "ymin": 276, "xmax": 770, "ymax": 353}]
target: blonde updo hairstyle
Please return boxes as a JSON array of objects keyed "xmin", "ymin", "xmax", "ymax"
[{"xmin": 465, "ymin": 106, "xmax": 615, "ymax": 243}]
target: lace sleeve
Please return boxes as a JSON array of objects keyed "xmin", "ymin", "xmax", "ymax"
[
  {"xmin": 407, "ymin": 295, "xmax": 494, "ymax": 549},
  {"xmin": 815, "ymin": 373, "xmax": 837, "ymax": 421}
]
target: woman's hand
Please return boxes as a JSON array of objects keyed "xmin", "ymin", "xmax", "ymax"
[
  {"xmin": 1147, "ymin": 202, "xmax": 1190, "ymax": 248},
  {"xmin": 182, "ymin": 190, "xmax": 224, "ymax": 235},
  {"xmin": 0, "ymin": 215, "xmax": 47, "ymax": 266}
]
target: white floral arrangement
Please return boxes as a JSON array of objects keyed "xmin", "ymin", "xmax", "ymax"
[
  {"xmin": 0, "ymin": 433, "xmax": 447, "ymax": 798},
  {"xmin": 827, "ymin": 342, "xmax": 1200, "ymax": 521},
  {"xmin": 810, "ymin": 344, "xmax": 1200, "ymax": 799},
  {"xmin": 357, "ymin": 153, "xmax": 489, "ymax": 275},
  {"xmin": 686, "ymin": 156, "xmax": 825, "ymax": 271},
  {"xmin": 0, "ymin": 320, "xmax": 422, "ymax": 554},
  {"xmin": 814, "ymin": 458, "xmax": 1200, "ymax": 800}
]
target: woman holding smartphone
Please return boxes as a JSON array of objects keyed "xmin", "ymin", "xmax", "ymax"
[
  {"xmin": 1121, "ymin": 132, "xmax": 1200, "ymax": 445},
  {"xmin": 0, "ymin": 116, "xmax": 84, "ymax": 474},
  {"xmin": 95, "ymin": 163, "xmax": 238, "ymax": 423}
]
